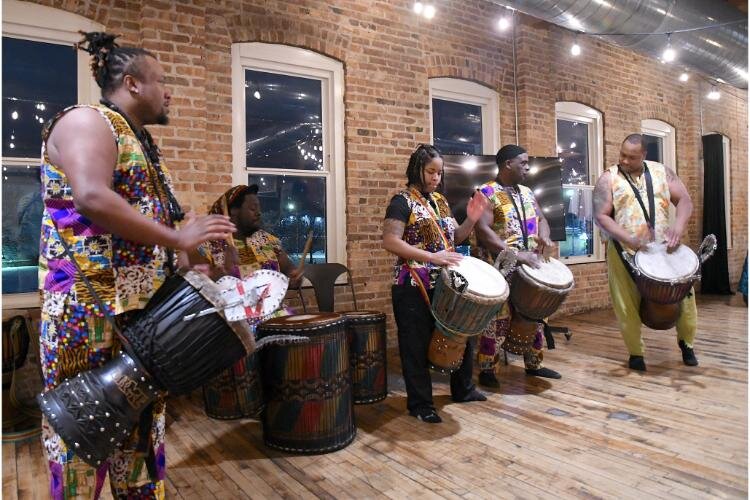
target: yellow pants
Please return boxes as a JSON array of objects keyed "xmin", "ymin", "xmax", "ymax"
[{"xmin": 607, "ymin": 243, "xmax": 697, "ymax": 356}]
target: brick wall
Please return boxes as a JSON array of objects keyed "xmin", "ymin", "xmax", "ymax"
[{"xmin": 21, "ymin": 0, "xmax": 749, "ymax": 333}]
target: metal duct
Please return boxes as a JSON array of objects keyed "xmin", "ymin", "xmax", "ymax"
[{"xmin": 489, "ymin": 0, "xmax": 748, "ymax": 89}]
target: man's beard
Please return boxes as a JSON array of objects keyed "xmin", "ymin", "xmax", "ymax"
[{"xmin": 156, "ymin": 112, "xmax": 169, "ymax": 126}]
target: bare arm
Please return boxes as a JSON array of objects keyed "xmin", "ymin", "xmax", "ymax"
[
  {"xmin": 278, "ymin": 249, "xmax": 303, "ymax": 288},
  {"xmin": 47, "ymin": 108, "xmax": 235, "ymax": 251},
  {"xmin": 473, "ymin": 204, "xmax": 506, "ymax": 255},
  {"xmin": 530, "ymin": 196, "xmax": 553, "ymax": 251},
  {"xmin": 382, "ymin": 218, "xmax": 462, "ymax": 266},
  {"xmin": 593, "ymin": 171, "xmax": 641, "ymax": 249},
  {"xmin": 664, "ymin": 166, "xmax": 693, "ymax": 249}
]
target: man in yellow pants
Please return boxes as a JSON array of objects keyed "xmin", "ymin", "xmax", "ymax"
[{"xmin": 594, "ymin": 134, "xmax": 698, "ymax": 371}]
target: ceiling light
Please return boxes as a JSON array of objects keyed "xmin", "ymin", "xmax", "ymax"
[
  {"xmin": 679, "ymin": 72, "xmax": 689, "ymax": 82},
  {"xmin": 571, "ymin": 34, "xmax": 581, "ymax": 56},
  {"xmin": 413, "ymin": 2, "xmax": 423, "ymax": 14},
  {"xmin": 707, "ymin": 87, "xmax": 721, "ymax": 100},
  {"xmin": 423, "ymin": 4, "xmax": 435, "ymax": 19},
  {"xmin": 662, "ymin": 34, "xmax": 676, "ymax": 62},
  {"xmin": 497, "ymin": 17, "xmax": 511, "ymax": 30}
]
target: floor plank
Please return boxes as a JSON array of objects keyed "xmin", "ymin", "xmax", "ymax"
[{"xmin": 4, "ymin": 295, "xmax": 747, "ymax": 498}]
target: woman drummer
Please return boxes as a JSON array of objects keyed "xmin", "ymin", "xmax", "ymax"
[{"xmin": 382, "ymin": 144, "xmax": 488, "ymax": 423}]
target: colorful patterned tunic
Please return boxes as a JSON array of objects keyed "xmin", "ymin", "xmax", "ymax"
[
  {"xmin": 473, "ymin": 181, "xmax": 539, "ymax": 262},
  {"xmin": 39, "ymin": 104, "xmax": 172, "ymax": 499},
  {"xmin": 389, "ymin": 189, "xmax": 456, "ymax": 291},
  {"xmin": 607, "ymin": 160, "xmax": 671, "ymax": 254},
  {"xmin": 207, "ymin": 230, "xmax": 283, "ymax": 275}
]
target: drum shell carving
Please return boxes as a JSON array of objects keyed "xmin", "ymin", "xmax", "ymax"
[
  {"xmin": 509, "ymin": 269, "xmax": 574, "ymax": 321},
  {"xmin": 202, "ymin": 351, "xmax": 264, "ymax": 420}
]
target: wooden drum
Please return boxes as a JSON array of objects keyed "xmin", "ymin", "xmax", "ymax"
[
  {"xmin": 428, "ymin": 256, "xmax": 509, "ymax": 373},
  {"xmin": 258, "ymin": 313, "xmax": 355, "ymax": 454},
  {"xmin": 510, "ymin": 257, "xmax": 574, "ymax": 321},
  {"xmin": 343, "ymin": 311, "xmax": 388, "ymax": 404}
]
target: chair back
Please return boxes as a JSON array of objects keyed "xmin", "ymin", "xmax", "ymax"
[{"xmin": 301, "ymin": 263, "xmax": 357, "ymax": 312}]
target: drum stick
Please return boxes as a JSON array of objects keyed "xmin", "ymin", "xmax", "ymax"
[
  {"xmin": 296, "ymin": 231, "xmax": 314, "ymax": 272},
  {"xmin": 220, "ymin": 195, "xmax": 236, "ymax": 248}
]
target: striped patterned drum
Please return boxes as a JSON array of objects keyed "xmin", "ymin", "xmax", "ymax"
[
  {"xmin": 343, "ymin": 311, "xmax": 387, "ymax": 404},
  {"xmin": 258, "ymin": 313, "xmax": 355, "ymax": 453},
  {"xmin": 202, "ymin": 351, "xmax": 264, "ymax": 420}
]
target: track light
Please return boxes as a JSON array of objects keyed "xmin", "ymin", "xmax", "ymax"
[
  {"xmin": 571, "ymin": 34, "xmax": 581, "ymax": 56},
  {"xmin": 707, "ymin": 86, "xmax": 721, "ymax": 100},
  {"xmin": 679, "ymin": 72, "xmax": 689, "ymax": 82},
  {"xmin": 662, "ymin": 33, "xmax": 676, "ymax": 62},
  {"xmin": 498, "ymin": 16, "xmax": 511, "ymax": 30},
  {"xmin": 413, "ymin": 2, "xmax": 423, "ymax": 14}
]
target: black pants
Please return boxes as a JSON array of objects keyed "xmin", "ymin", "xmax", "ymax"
[{"xmin": 392, "ymin": 284, "xmax": 476, "ymax": 414}]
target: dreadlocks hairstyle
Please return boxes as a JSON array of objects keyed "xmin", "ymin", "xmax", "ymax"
[
  {"xmin": 75, "ymin": 31, "xmax": 155, "ymax": 96},
  {"xmin": 405, "ymin": 144, "xmax": 443, "ymax": 190}
]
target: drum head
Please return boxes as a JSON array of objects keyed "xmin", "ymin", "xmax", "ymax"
[
  {"xmin": 519, "ymin": 257, "xmax": 573, "ymax": 289},
  {"xmin": 634, "ymin": 242, "xmax": 699, "ymax": 282},
  {"xmin": 444, "ymin": 256, "xmax": 508, "ymax": 299},
  {"xmin": 261, "ymin": 312, "xmax": 343, "ymax": 329},
  {"xmin": 216, "ymin": 270, "xmax": 289, "ymax": 321}
]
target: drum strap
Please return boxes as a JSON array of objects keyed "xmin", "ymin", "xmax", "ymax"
[
  {"xmin": 505, "ymin": 186, "xmax": 529, "ymax": 250},
  {"xmin": 408, "ymin": 188, "xmax": 453, "ymax": 252},
  {"xmin": 408, "ymin": 268, "xmax": 432, "ymax": 307}
]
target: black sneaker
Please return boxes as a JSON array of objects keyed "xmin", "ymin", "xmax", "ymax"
[
  {"xmin": 452, "ymin": 389, "xmax": 487, "ymax": 403},
  {"xmin": 628, "ymin": 355, "xmax": 646, "ymax": 371},
  {"xmin": 525, "ymin": 367, "xmax": 562, "ymax": 379},
  {"xmin": 411, "ymin": 408, "xmax": 442, "ymax": 423},
  {"xmin": 679, "ymin": 340, "xmax": 699, "ymax": 366},
  {"xmin": 478, "ymin": 370, "xmax": 500, "ymax": 388}
]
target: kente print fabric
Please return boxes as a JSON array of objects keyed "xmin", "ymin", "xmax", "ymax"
[
  {"xmin": 474, "ymin": 181, "xmax": 539, "ymax": 262},
  {"xmin": 607, "ymin": 160, "xmax": 671, "ymax": 254},
  {"xmin": 391, "ymin": 190, "xmax": 456, "ymax": 291},
  {"xmin": 207, "ymin": 230, "xmax": 283, "ymax": 277},
  {"xmin": 39, "ymin": 104, "xmax": 170, "ymax": 499}
]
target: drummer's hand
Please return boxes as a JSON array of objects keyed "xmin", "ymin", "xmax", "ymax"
[
  {"xmin": 664, "ymin": 225, "xmax": 684, "ymax": 251},
  {"xmin": 175, "ymin": 214, "xmax": 235, "ymax": 251},
  {"xmin": 532, "ymin": 235, "xmax": 556, "ymax": 257},
  {"xmin": 287, "ymin": 267, "xmax": 304, "ymax": 289},
  {"xmin": 465, "ymin": 190, "xmax": 489, "ymax": 223},
  {"xmin": 430, "ymin": 250, "xmax": 464, "ymax": 267},
  {"xmin": 517, "ymin": 251, "xmax": 541, "ymax": 269}
]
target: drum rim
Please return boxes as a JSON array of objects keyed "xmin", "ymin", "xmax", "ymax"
[
  {"xmin": 257, "ymin": 312, "xmax": 346, "ymax": 332},
  {"xmin": 634, "ymin": 244, "xmax": 699, "ymax": 283},
  {"xmin": 517, "ymin": 258, "xmax": 574, "ymax": 290}
]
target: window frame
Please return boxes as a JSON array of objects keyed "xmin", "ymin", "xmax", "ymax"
[
  {"xmin": 641, "ymin": 119, "xmax": 676, "ymax": 172},
  {"xmin": 3, "ymin": 0, "xmax": 102, "ymax": 309},
  {"xmin": 231, "ymin": 42, "xmax": 346, "ymax": 265},
  {"xmin": 555, "ymin": 101, "xmax": 604, "ymax": 264},
  {"xmin": 428, "ymin": 78, "xmax": 500, "ymax": 155}
]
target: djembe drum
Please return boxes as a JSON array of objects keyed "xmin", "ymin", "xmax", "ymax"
[
  {"xmin": 343, "ymin": 311, "xmax": 387, "ymax": 404},
  {"xmin": 37, "ymin": 269, "xmax": 287, "ymax": 467},
  {"xmin": 258, "ymin": 313, "xmax": 356, "ymax": 453},
  {"xmin": 428, "ymin": 256, "xmax": 509, "ymax": 373},
  {"xmin": 621, "ymin": 235, "xmax": 716, "ymax": 330},
  {"xmin": 202, "ymin": 350, "xmax": 264, "ymax": 420},
  {"xmin": 503, "ymin": 257, "xmax": 574, "ymax": 355}
]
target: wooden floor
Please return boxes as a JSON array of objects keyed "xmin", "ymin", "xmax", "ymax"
[{"xmin": 4, "ymin": 295, "xmax": 747, "ymax": 499}]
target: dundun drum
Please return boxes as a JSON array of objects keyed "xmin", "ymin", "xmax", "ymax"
[
  {"xmin": 510, "ymin": 257, "xmax": 574, "ymax": 321},
  {"xmin": 343, "ymin": 311, "xmax": 387, "ymax": 404},
  {"xmin": 202, "ymin": 351, "xmax": 264, "ymax": 420},
  {"xmin": 258, "ymin": 313, "xmax": 355, "ymax": 453},
  {"xmin": 428, "ymin": 256, "xmax": 509, "ymax": 372}
]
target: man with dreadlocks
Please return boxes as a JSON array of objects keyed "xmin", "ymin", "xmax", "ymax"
[
  {"xmin": 472, "ymin": 145, "xmax": 562, "ymax": 388},
  {"xmin": 38, "ymin": 32, "xmax": 235, "ymax": 498},
  {"xmin": 382, "ymin": 144, "xmax": 489, "ymax": 424}
]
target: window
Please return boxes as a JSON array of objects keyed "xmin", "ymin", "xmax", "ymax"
[
  {"xmin": 232, "ymin": 43, "xmax": 345, "ymax": 265},
  {"xmin": 555, "ymin": 102, "xmax": 604, "ymax": 263},
  {"xmin": 2, "ymin": 0, "xmax": 102, "ymax": 308},
  {"xmin": 641, "ymin": 119, "xmax": 676, "ymax": 171},
  {"xmin": 429, "ymin": 78, "xmax": 500, "ymax": 155}
]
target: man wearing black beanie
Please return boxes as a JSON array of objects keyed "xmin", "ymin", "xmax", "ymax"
[{"xmin": 472, "ymin": 145, "xmax": 562, "ymax": 387}]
